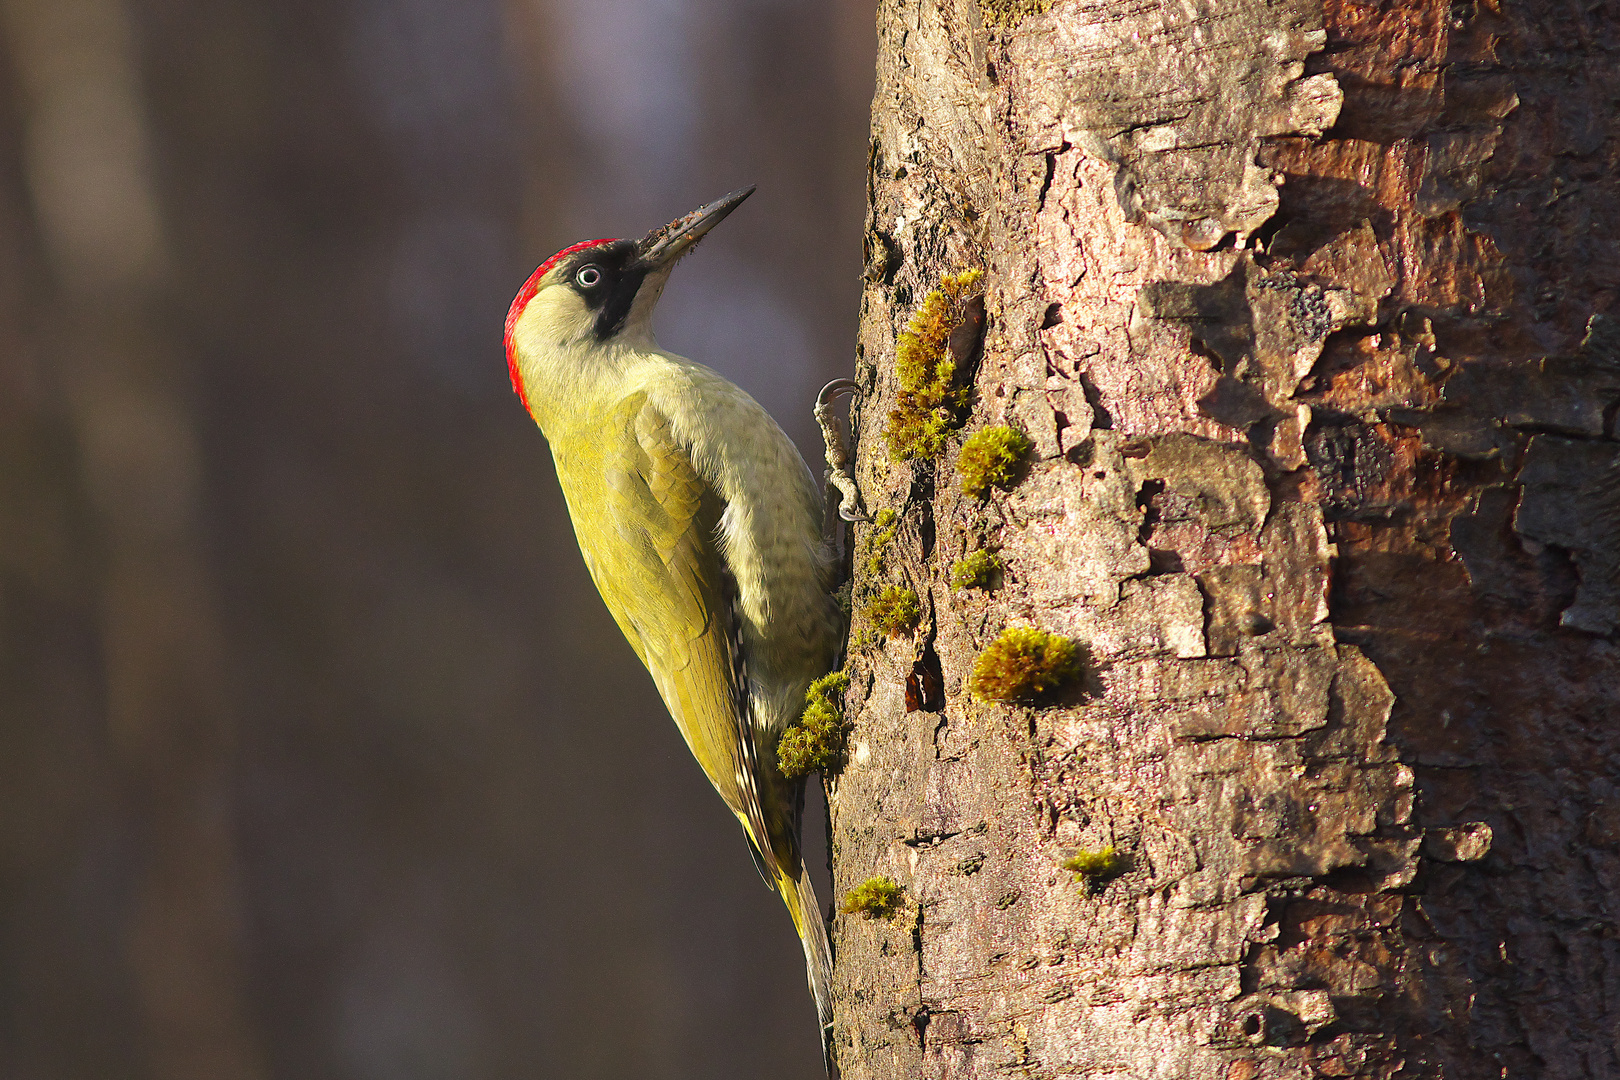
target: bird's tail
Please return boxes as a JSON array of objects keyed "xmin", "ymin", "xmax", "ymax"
[{"xmin": 777, "ymin": 860, "xmax": 836, "ymax": 1076}]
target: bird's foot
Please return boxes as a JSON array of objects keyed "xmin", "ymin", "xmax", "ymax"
[{"xmin": 816, "ymin": 378, "xmax": 866, "ymax": 524}]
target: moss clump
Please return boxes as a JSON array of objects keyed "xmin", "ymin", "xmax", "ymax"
[
  {"xmin": 950, "ymin": 549, "xmax": 1002, "ymax": 591},
  {"xmin": 885, "ymin": 269, "xmax": 984, "ymax": 461},
  {"xmin": 865, "ymin": 585, "xmax": 921, "ymax": 638},
  {"xmin": 864, "ymin": 508, "xmax": 900, "ymax": 576},
  {"xmin": 841, "ymin": 876, "xmax": 904, "ymax": 919},
  {"xmin": 979, "ymin": 0, "xmax": 1051, "ymax": 25},
  {"xmin": 957, "ymin": 425, "xmax": 1031, "ymax": 497},
  {"xmin": 777, "ymin": 671, "xmax": 851, "ymax": 778},
  {"xmin": 1062, "ymin": 847, "xmax": 1125, "ymax": 892},
  {"xmin": 969, "ymin": 627, "xmax": 1080, "ymax": 702}
]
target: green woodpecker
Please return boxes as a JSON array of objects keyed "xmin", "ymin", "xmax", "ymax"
[{"xmin": 504, "ymin": 188, "xmax": 841, "ymax": 1065}]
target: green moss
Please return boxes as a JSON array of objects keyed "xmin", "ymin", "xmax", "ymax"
[
  {"xmin": 979, "ymin": 0, "xmax": 1051, "ymax": 25},
  {"xmin": 841, "ymin": 876, "xmax": 904, "ymax": 919},
  {"xmin": 865, "ymin": 585, "xmax": 921, "ymax": 638},
  {"xmin": 950, "ymin": 549, "xmax": 1002, "ymax": 591},
  {"xmin": 885, "ymin": 269, "xmax": 984, "ymax": 461},
  {"xmin": 957, "ymin": 426, "xmax": 1031, "ymax": 497},
  {"xmin": 1062, "ymin": 847, "xmax": 1125, "ymax": 890},
  {"xmin": 864, "ymin": 507, "xmax": 900, "ymax": 576},
  {"xmin": 777, "ymin": 671, "xmax": 851, "ymax": 778},
  {"xmin": 969, "ymin": 627, "xmax": 1080, "ymax": 702}
]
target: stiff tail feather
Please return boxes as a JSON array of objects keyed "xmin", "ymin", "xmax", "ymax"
[{"xmin": 778, "ymin": 861, "xmax": 836, "ymax": 1077}]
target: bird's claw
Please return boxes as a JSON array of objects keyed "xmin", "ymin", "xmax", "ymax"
[
  {"xmin": 816, "ymin": 379, "xmax": 867, "ymax": 523},
  {"xmin": 816, "ymin": 378, "xmax": 860, "ymax": 408}
]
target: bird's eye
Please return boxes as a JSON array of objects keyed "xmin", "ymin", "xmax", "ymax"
[{"xmin": 575, "ymin": 265, "xmax": 603, "ymax": 288}]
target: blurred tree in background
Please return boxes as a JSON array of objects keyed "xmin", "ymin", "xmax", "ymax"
[{"xmin": 0, "ymin": 1, "xmax": 872, "ymax": 1077}]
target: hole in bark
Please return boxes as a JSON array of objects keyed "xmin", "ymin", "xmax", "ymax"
[
  {"xmin": 1243, "ymin": 1014, "xmax": 1262, "ymax": 1037},
  {"xmin": 1147, "ymin": 548, "xmax": 1185, "ymax": 574},
  {"xmin": 1041, "ymin": 303, "xmax": 1063, "ymax": 329},
  {"xmin": 1318, "ymin": 865, "xmax": 1381, "ymax": 894},
  {"xmin": 985, "ymin": 61, "xmax": 998, "ymax": 83},
  {"xmin": 1136, "ymin": 479, "xmax": 1165, "ymax": 546},
  {"xmin": 908, "ymin": 647, "xmax": 945, "ymax": 714}
]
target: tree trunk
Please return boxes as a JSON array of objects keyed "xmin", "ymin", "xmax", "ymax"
[{"xmin": 828, "ymin": 1, "xmax": 1619, "ymax": 1078}]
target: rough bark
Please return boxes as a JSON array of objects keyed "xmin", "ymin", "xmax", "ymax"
[{"xmin": 828, "ymin": 1, "xmax": 1619, "ymax": 1078}]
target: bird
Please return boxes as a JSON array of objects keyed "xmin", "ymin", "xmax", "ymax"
[{"xmin": 503, "ymin": 187, "xmax": 842, "ymax": 1069}]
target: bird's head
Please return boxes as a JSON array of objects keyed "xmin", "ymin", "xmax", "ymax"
[{"xmin": 504, "ymin": 186, "xmax": 754, "ymax": 414}]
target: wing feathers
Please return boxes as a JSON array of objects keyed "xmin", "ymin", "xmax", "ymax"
[
  {"xmin": 570, "ymin": 395, "xmax": 787, "ymax": 873},
  {"xmin": 552, "ymin": 387, "xmax": 829, "ymax": 1065}
]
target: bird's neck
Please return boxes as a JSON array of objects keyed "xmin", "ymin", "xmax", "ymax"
[{"xmin": 517, "ymin": 335, "xmax": 671, "ymax": 436}]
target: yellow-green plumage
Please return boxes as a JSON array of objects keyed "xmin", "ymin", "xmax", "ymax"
[
  {"xmin": 551, "ymin": 389, "xmax": 819, "ymax": 879},
  {"xmin": 507, "ymin": 198, "xmax": 841, "ymax": 1070},
  {"xmin": 546, "ymin": 375, "xmax": 838, "ymax": 1053}
]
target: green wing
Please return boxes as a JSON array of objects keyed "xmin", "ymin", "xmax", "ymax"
[{"xmin": 552, "ymin": 394, "xmax": 784, "ymax": 878}]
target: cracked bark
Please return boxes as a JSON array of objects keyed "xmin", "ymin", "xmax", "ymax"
[{"xmin": 827, "ymin": 1, "xmax": 1620, "ymax": 1078}]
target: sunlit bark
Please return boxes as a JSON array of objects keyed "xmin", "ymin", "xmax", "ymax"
[{"xmin": 829, "ymin": 2, "xmax": 1620, "ymax": 1077}]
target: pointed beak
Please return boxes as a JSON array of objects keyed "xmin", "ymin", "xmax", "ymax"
[{"xmin": 637, "ymin": 186, "xmax": 754, "ymax": 269}]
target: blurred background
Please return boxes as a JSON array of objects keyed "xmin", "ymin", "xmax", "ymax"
[{"xmin": 0, "ymin": 0, "xmax": 872, "ymax": 1077}]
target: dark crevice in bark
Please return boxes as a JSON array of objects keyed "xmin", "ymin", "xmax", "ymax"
[
  {"xmin": 1074, "ymin": 371, "xmax": 1112, "ymax": 430},
  {"xmin": 1036, "ymin": 150, "xmax": 1057, "ymax": 212}
]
